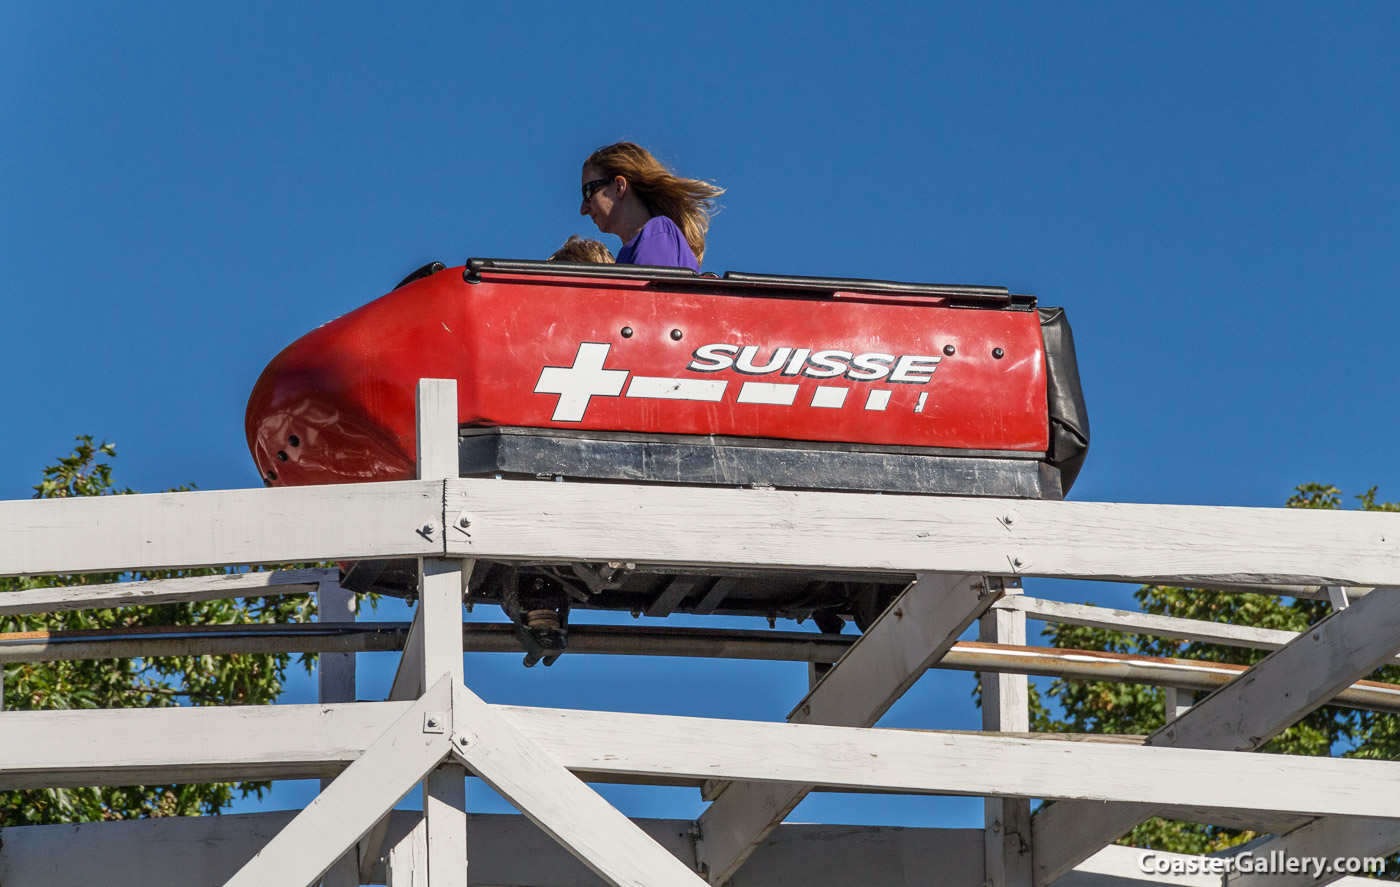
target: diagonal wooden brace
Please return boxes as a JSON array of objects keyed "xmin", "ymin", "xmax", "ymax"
[
  {"xmin": 222, "ymin": 678, "xmax": 456, "ymax": 887},
  {"xmin": 695, "ymin": 573, "xmax": 998, "ymax": 884},
  {"xmin": 1031, "ymin": 586, "xmax": 1400, "ymax": 886},
  {"xmin": 449, "ymin": 682, "xmax": 709, "ymax": 887}
]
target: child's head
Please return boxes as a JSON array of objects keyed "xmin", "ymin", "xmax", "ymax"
[{"xmin": 549, "ymin": 235, "xmax": 615, "ymax": 264}]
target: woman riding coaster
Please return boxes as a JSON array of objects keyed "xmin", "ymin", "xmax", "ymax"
[{"xmin": 580, "ymin": 142, "xmax": 723, "ymax": 271}]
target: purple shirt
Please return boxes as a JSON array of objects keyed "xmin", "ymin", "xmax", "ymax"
[{"xmin": 617, "ymin": 215, "xmax": 700, "ymax": 272}]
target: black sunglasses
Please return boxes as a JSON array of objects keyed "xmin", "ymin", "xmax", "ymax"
[{"xmin": 581, "ymin": 177, "xmax": 613, "ymax": 201}]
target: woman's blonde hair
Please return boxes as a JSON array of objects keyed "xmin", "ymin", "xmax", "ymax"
[{"xmin": 585, "ymin": 142, "xmax": 724, "ymax": 263}]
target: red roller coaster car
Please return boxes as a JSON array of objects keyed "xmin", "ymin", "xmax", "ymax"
[{"xmin": 247, "ymin": 259, "xmax": 1088, "ymax": 664}]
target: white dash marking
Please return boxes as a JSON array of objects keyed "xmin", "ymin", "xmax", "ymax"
[
  {"xmin": 811, "ymin": 387, "xmax": 848, "ymax": 409},
  {"xmin": 626, "ymin": 377, "xmax": 727, "ymax": 402},
  {"xmin": 737, "ymin": 382, "xmax": 800, "ymax": 405},
  {"xmin": 914, "ymin": 392, "xmax": 927, "ymax": 413},
  {"xmin": 865, "ymin": 389, "xmax": 892, "ymax": 411}
]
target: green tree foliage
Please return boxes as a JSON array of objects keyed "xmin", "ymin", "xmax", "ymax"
[
  {"xmin": 0, "ymin": 437, "xmax": 317, "ymax": 824},
  {"xmin": 1027, "ymin": 483, "xmax": 1400, "ymax": 855}
]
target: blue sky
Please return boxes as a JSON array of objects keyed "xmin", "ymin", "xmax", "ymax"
[{"xmin": 4, "ymin": 3, "xmax": 1398, "ymax": 829}]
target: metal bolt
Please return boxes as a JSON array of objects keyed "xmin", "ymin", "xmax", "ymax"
[
  {"xmin": 1003, "ymin": 513, "xmax": 1017, "ymax": 526},
  {"xmin": 458, "ymin": 515, "xmax": 471, "ymax": 528},
  {"xmin": 943, "ymin": 344, "xmax": 956, "ymax": 356},
  {"xmin": 621, "ymin": 326, "xmax": 633, "ymax": 338},
  {"xmin": 422, "ymin": 523, "xmax": 435, "ymax": 535},
  {"xmin": 276, "ymin": 450, "xmax": 289, "ymax": 461},
  {"xmin": 670, "ymin": 328, "xmax": 683, "ymax": 341},
  {"xmin": 426, "ymin": 716, "xmax": 440, "ymax": 729},
  {"xmin": 1012, "ymin": 557, "xmax": 1024, "ymax": 569},
  {"xmin": 992, "ymin": 347, "xmax": 1005, "ymax": 359}
]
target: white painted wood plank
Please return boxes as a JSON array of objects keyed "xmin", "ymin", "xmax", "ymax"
[
  {"xmin": 982, "ymin": 592, "xmax": 1033, "ymax": 887},
  {"xmin": 0, "ymin": 699, "xmax": 411, "ymax": 789},
  {"xmin": 0, "ymin": 568, "xmax": 334, "ymax": 617},
  {"xmin": 451, "ymin": 683, "xmax": 709, "ymax": 887},
  {"xmin": 416, "ymin": 380, "xmax": 470, "ymax": 887},
  {"xmin": 420, "ymin": 559, "xmax": 469, "ymax": 687},
  {"xmin": 224, "ymin": 679, "xmax": 454, "ymax": 887},
  {"xmin": 695, "ymin": 573, "xmax": 992, "ymax": 883},
  {"xmin": 423, "ymin": 764, "xmax": 469, "ymax": 887},
  {"xmin": 497, "ymin": 704, "xmax": 1400, "ymax": 819},
  {"xmin": 1009, "ymin": 594, "xmax": 1400, "ymax": 668},
  {"xmin": 1006, "ymin": 596, "xmax": 1306, "ymax": 649},
  {"xmin": 316, "ymin": 580, "xmax": 360, "ymax": 887},
  {"xmin": 1031, "ymin": 586, "xmax": 1400, "ymax": 885},
  {"xmin": 317, "ymin": 581, "xmax": 358, "ymax": 707},
  {"xmin": 3, "ymin": 693, "xmax": 1397, "ymax": 819},
  {"xmin": 1222, "ymin": 817, "xmax": 1400, "ymax": 887},
  {"xmin": 416, "ymin": 378, "xmax": 460, "ymax": 481},
  {"xmin": 0, "ymin": 480, "xmax": 444, "ymax": 578},
  {"xmin": 442, "ymin": 478, "xmax": 1400, "ymax": 587},
  {"xmin": 387, "ymin": 817, "xmax": 429, "ymax": 887}
]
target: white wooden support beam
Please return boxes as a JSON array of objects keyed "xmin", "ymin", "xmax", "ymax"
[
  {"xmin": 0, "ymin": 699, "xmax": 411, "ymax": 789},
  {"xmin": 982, "ymin": 587, "xmax": 1033, "ymax": 887},
  {"xmin": 1005, "ymin": 595, "xmax": 1307, "ymax": 651},
  {"xmin": 1222, "ymin": 817, "xmax": 1400, "ymax": 887},
  {"xmin": 8, "ymin": 696, "xmax": 1399, "ymax": 815},
  {"xmin": 695, "ymin": 574, "xmax": 995, "ymax": 883},
  {"xmin": 415, "ymin": 378, "xmax": 471, "ymax": 887},
  {"xmin": 0, "ymin": 480, "xmax": 444, "ymax": 578},
  {"xmin": 224, "ymin": 678, "xmax": 455, "ymax": 887},
  {"xmin": 450, "ymin": 682, "xmax": 708, "ymax": 887},
  {"xmin": 0, "ymin": 568, "xmax": 334, "ymax": 617},
  {"xmin": 316, "ymin": 579, "xmax": 360, "ymax": 887},
  {"xmin": 439, "ymin": 478, "xmax": 1400, "ymax": 588},
  {"xmin": 1030, "ymin": 586, "xmax": 1400, "ymax": 885},
  {"xmin": 496, "ymin": 704, "xmax": 1400, "ymax": 817}
]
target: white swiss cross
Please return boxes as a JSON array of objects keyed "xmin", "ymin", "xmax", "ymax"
[{"xmin": 534, "ymin": 342, "xmax": 629, "ymax": 421}]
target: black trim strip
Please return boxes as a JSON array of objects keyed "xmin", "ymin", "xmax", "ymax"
[{"xmin": 463, "ymin": 257, "xmax": 1025, "ymax": 305}]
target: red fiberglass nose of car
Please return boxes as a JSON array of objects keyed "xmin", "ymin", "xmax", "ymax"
[{"xmin": 244, "ymin": 265, "xmax": 477, "ymax": 488}]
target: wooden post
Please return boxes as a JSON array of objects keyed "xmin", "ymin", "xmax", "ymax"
[
  {"xmin": 318, "ymin": 578, "xmax": 359, "ymax": 887},
  {"xmin": 387, "ymin": 817, "xmax": 429, "ymax": 886},
  {"xmin": 416, "ymin": 379, "xmax": 470, "ymax": 887},
  {"xmin": 981, "ymin": 588, "xmax": 1032, "ymax": 887},
  {"xmin": 1162, "ymin": 687, "xmax": 1193, "ymax": 723}
]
